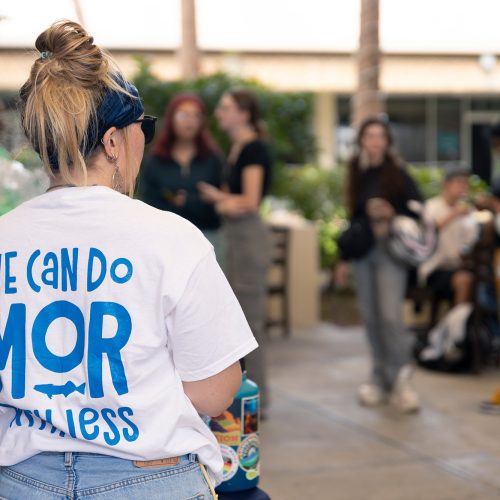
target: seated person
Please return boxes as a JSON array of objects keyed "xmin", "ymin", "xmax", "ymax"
[
  {"xmin": 475, "ymin": 175, "xmax": 500, "ymax": 226},
  {"xmin": 419, "ymin": 167, "xmax": 476, "ymax": 305},
  {"xmin": 477, "ymin": 176, "xmax": 500, "ymax": 414},
  {"xmin": 494, "ymin": 177, "xmax": 500, "ymax": 238}
]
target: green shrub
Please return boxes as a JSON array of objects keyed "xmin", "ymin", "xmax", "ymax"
[
  {"xmin": 13, "ymin": 146, "xmax": 44, "ymax": 169},
  {"xmin": 407, "ymin": 165, "xmax": 444, "ymax": 199},
  {"xmin": 273, "ymin": 164, "xmax": 348, "ymax": 268}
]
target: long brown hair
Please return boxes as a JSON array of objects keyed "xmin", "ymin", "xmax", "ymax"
[
  {"xmin": 346, "ymin": 116, "xmax": 404, "ymax": 216},
  {"xmin": 227, "ymin": 88, "xmax": 266, "ymax": 138},
  {"xmin": 151, "ymin": 93, "xmax": 220, "ymax": 161}
]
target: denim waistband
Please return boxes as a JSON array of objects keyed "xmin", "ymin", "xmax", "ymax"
[
  {"xmin": 1, "ymin": 451, "xmax": 211, "ymax": 499},
  {"xmin": 35, "ymin": 451, "xmax": 198, "ymax": 467}
]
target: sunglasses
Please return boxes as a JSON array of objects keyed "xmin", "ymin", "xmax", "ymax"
[{"xmin": 133, "ymin": 115, "xmax": 157, "ymax": 144}]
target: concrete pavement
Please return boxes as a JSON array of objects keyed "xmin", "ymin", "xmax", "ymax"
[{"xmin": 259, "ymin": 324, "xmax": 500, "ymax": 500}]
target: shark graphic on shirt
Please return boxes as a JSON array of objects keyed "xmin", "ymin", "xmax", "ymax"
[{"xmin": 34, "ymin": 381, "xmax": 86, "ymax": 399}]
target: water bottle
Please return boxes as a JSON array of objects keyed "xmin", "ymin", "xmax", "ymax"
[{"xmin": 210, "ymin": 364, "xmax": 260, "ymax": 492}]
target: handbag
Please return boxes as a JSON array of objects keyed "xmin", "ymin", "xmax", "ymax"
[
  {"xmin": 387, "ymin": 211, "xmax": 437, "ymax": 266},
  {"xmin": 337, "ymin": 217, "xmax": 375, "ymax": 260}
]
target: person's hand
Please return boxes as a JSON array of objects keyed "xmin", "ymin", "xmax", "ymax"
[
  {"xmin": 162, "ymin": 189, "xmax": 186, "ymax": 206},
  {"xmin": 474, "ymin": 193, "xmax": 492, "ymax": 210},
  {"xmin": 171, "ymin": 190, "xmax": 187, "ymax": 208},
  {"xmin": 198, "ymin": 182, "xmax": 225, "ymax": 203},
  {"xmin": 493, "ymin": 198, "xmax": 500, "ymax": 214},
  {"xmin": 453, "ymin": 203, "xmax": 470, "ymax": 218},
  {"xmin": 334, "ymin": 261, "xmax": 349, "ymax": 289},
  {"xmin": 473, "ymin": 194, "xmax": 500, "ymax": 214},
  {"xmin": 366, "ymin": 198, "xmax": 395, "ymax": 220},
  {"xmin": 215, "ymin": 198, "xmax": 248, "ymax": 216}
]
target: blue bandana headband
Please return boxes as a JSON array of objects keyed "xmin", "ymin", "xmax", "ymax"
[
  {"xmin": 44, "ymin": 74, "xmax": 144, "ymax": 168},
  {"xmin": 86, "ymin": 74, "xmax": 144, "ymax": 155}
]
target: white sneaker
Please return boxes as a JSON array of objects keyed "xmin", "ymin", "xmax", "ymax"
[
  {"xmin": 357, "ymin": 383, "xmax": 386, "ymax": 407},
  {"xmin": 390, "ymin": 365, "xmax": 420, "ymax": 413}
]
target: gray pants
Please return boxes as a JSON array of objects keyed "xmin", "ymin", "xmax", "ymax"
[
  {"xmin": 353, "ymin": 242, "xmax": 413, "ymax": 392},
  {"xmin": 202, "ymin": 228, "xmax": 226, "ymax": 273},
  {"xmin": 224, "ymin": 215, "xmax": 271, "ymax": 408}
]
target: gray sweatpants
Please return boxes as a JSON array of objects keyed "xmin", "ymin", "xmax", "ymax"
[
  {"xmin": 224, "ymin": 214, "xmax": 271, "ymax": 408},
  {"xmin": 353, "ymin": 242, "xmax": 413, "ymax": 392}
]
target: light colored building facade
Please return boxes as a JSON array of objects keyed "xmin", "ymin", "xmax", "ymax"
[{"xmin": 1, "ymin": 0, "xmax": 500, "ymax": 173}]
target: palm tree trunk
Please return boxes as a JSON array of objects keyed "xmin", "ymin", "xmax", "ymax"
[
  {"xmin": 179, "ymin": 0, "xmax": 200, "ymax": 80},
  {"xmin": 72, "ymin": 0, "xmax": 86, "ymax": 27},
  {"xmin": 351, "ymin": 0, "xmax": 384, "ymax": 126}
]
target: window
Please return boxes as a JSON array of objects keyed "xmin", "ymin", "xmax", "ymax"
[{"xmin": 437, "ymin": 98, "xmax": 461, "ymax": 162}]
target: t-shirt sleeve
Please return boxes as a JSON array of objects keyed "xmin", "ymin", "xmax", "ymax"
[
  {"xmin": 424, "ymin": 197, "xmax": 442, "ymax": 222},
  {"xmin": 239, "ymin": 142, "xmax": 270, "ymax": 170},
  {"xmin": 166, "ymin": 250, "xmax": 258, "ymax": 381}
]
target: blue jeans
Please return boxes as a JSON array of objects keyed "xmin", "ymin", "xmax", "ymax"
[
  {"xmin": 0, "ymin": 452, "xmax": 216, "ymax": 500},
  {"xmin": 353, "ymin": 242, "xmax": 413, "ymax": 391}
]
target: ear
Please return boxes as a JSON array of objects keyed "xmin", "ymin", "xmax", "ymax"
[{"xmin": 101, "ymin": 127, "xmax": 119, "ymax": 158}]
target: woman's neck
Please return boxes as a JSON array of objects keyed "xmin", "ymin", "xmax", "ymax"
[
  {"xmin": 367, "ymin": 153, "xmax": 384, "ymax": 166},
  {"xmin": 173, "ymin": 138, "xmax": 196, "ymax": 150},
  {"xmin": 48, "ymin": 171, "xmax": 111, "ymax": 191},
  {"xmin": 171, "ymin": 140, "xmax": 196, "ymax": 168},
  {"xmin": 359, "ymin": 151, "xmax": 385, "ymax": 170},
  {"xmin": 47, "ymin": 156, "xmax": 116, "ymax": 191},
  {"xmin": 230, "ymin": 125, "xmax": 257, "ymax": 145}
]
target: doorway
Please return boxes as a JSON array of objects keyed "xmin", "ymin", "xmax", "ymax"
[{"xmin": 462, "ymin": 111, "xmax": 500, "ymax": 184}]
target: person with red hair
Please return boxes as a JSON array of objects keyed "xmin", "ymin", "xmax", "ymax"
[{"xmin": 138, "ymin": 93, "xmax": 225, "ymax": 259}]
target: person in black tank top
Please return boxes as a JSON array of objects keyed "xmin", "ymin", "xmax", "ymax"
[{"xmin": 198, "ymin": 89, "xmax": 272, "ymax": 411}]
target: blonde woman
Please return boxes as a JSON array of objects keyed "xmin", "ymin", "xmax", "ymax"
[{"xmin": 0, "ymin": 21, "xmax": 257, "ymax": 499}]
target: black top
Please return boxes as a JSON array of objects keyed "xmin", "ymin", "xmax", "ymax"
[
  {"xmin": 339, "ymin": 165, "xmax": 423, "ymax": 261},
  {"xmin": 137, "ymin": 153, "xmax": 223, "ymax": 230},
  {"xmin": 226, "ymin": 140, "xmax": 272, "ymax": 199},
  {"xmin": 351, "ymin": 165, "xmax": 423, "ymax": 221}
]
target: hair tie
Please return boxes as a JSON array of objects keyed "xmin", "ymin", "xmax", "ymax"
[{"xmin": 40, "ymin": 51, "xmax": 52, "ymax": 60}]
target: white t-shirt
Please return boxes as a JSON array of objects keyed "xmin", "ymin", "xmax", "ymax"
[
  {"xmin": 419, "ymin": 196, "xmax": 478, "ymax": 282},
  {"xmin": 0, "ymin": 186, "xmax": 257, "ymax": 485}
]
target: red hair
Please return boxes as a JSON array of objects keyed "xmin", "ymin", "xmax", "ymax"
[{"xmin": 150, "ymin": 93, "xmax": 220, "ymax": 160}]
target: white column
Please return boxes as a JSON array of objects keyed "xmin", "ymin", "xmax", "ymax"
[{"xmin": 313, "ymin": 92, "xmax": 336, "ymax": 168}]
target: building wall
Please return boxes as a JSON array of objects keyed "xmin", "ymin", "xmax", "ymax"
[{"xmin": 2, "ymin": 50, "xmax": 500, "ymax": 94}]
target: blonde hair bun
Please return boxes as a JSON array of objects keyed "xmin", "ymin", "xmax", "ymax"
[
  {"xmin": 34, "ymin": 20, "xmax": 109, "ymax": 88},
  {"xmin": 19, "ymin": 20, "xmax": 126, "ymax": 184}
]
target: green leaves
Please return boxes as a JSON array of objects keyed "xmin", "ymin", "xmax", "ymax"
[{"xmin": 275, "ymin": 165, "xmax": 347, "ymax": 268}]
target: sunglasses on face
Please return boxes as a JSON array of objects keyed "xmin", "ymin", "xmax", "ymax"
[{"xmin": 133, "ymin": 115, "xmax": 157, "ymax": 144}]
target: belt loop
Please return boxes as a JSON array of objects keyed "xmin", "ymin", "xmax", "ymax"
[{"xmin": 64, "ymin": 452, "xmax": 72, "ymax": 467}]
